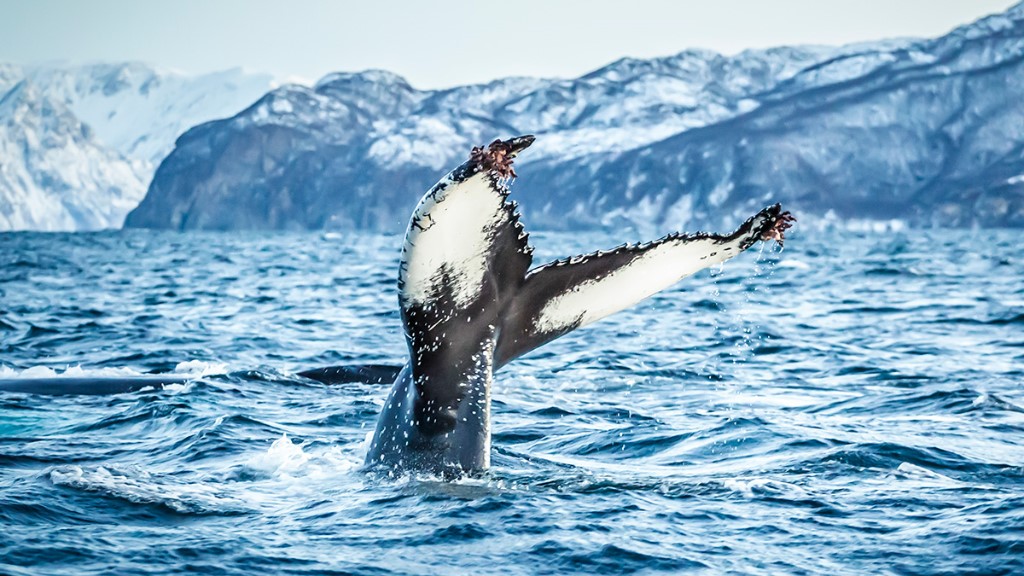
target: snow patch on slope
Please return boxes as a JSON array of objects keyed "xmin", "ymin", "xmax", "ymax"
[
  {"xmin": 0, "ymin": 80, "xmax": 146, "ymax": 231},
  {"xmin": 0, "ymin": 62, "xmax": 277, "ymax": 231}
]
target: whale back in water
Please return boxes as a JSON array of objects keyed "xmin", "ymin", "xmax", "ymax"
[
  {"xmin": 0, "ymin": 365, "xmax": 403, "ymax": 396},
  {"xmin": 0, "ymin": 375, "xmax": 193, "ymax": 396}
]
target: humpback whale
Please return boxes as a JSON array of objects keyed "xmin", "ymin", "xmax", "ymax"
[
  {"xmin": 364, "ymin": 135, "xmax": 792, "ymax": 476},
  {"xmin": 0, "ymin": 135, "xmax": 793, "ymax": 478}
]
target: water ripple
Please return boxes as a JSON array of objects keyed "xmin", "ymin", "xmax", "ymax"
[{"xmin": 0, "ymin": 229, "xmax": 1022, "ymax": 574}]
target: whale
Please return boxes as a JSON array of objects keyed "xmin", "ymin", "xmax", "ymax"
[
  {"xmin": 0, "ymin": 135, "xmax": 793, "ymax": 478},
  {"xmin": 0, "ymin": 365, "xmax": 403, "ymax": 396},
  {"xmin": 363, "ymin": 135, "xmax": 792, "ymax": 476}
]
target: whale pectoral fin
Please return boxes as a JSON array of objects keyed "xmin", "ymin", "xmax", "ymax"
[{"xmin": 494, "ymin": 204, "xmax": 792, "ymax": 366}]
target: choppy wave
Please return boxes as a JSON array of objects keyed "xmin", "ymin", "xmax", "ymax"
[{"xmin": 1, "ymin": 229, "xmax": 1022, "ymax": 575}]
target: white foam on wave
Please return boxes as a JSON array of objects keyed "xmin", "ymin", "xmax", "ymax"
[
  {"xmin": 162, "ymin": 382, "xmax": 194, "ymax": 395},
  {"xmin": 0, "ymin": 365, "xmax": 145, "ymax": 379},
  {"xmin": 361, "ymin": 430, "xmax": 375, "ymax": 454},
  {"xmin": 241, "ymin": 434, "xmax": 362, "ymax": 484},
  {"xmin": 172, "ymin": 360, "xmax": 229, "ymax": 377},
  {"xmin": 223, "ymin": 434, "xmax": 370, "ymax": 512},
  {"xmin": 48, "ymin": 464, "xmax": 247, "ymax": 514},
  {"xmin": 48, "ymin": 434, "xmax": 368, "ymax": 516},
  {"xmin": 0, "ymin": 360, "xmax": 228, "ymax": 380},
  {"xmin": 280, "ymin": 435, "xmax": 531, "ymax": 495},
  {"xmin": 722, "ymin": 477, "xmax": 810, "ymax": 499},
  {"xmin": 778, "ymin": 259, "xmax": 811, "ymax": 270},
  {"xmin": 891, "ymin": 462, "xmax": 962, "ymax": 486},
  {"xmin": 244, "ymin": 434, "xmax": 312, "ymax": 476}
]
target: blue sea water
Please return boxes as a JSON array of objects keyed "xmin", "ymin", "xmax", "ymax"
[{"xmin": 1, "ymin": 228, "xmax": 1022, "ymax": 575}]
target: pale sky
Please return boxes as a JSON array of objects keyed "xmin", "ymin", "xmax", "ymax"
[{"xmin": 0, "ymin": 0, "xmax": 1018, "ymax": 88}]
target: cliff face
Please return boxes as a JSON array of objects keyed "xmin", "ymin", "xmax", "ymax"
[{"xmin": 129, "ymin": 5, "xmax": 1024, "ymax": 232}]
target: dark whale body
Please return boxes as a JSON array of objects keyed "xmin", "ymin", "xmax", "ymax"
[
  {"xmin": 0, "ymin": 365, "xmax": 402, "ymax": 396},
  {"xmin": 0, "ymin": 375, "xmax": 193, "ymax": 396}
]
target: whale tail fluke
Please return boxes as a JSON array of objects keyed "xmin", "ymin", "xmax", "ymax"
[
  {"xmin": 494, "ymin": 204, "xmax": 792, "ymax": 367},
  {"xmin": 368, "ymin": 134, "xmax": 794, "ymax": 474}
]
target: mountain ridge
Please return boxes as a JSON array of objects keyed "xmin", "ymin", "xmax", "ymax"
[
  {"xmin": 128, "ymin": 3, "xmax": 1024, "ymax": 232},
  {"xmin": 3, "ymin": 5, "xmax": 1023, "ymax": 232}
]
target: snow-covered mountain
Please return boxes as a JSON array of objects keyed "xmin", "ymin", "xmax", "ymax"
[
  {"xmin": 0, "ymin": 63, "xmax": 276, "ymax": 231},
  {"xmin": 0, "ymin": 80, "xmax": 145, "ymax": 231},
  {"xmin": 130, "ymin": 4, "xmax": 1024, "ymax": 232},
  {"xmin": 127, "ymin": 45, "xmax": 860, "ymax": 232},
  {"xmin": 9, "ymin": 5, "xmax": 1024, "ymax": 233}
]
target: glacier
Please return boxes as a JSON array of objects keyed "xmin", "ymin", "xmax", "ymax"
[
  {"xmin": 0, "ymin": 80, "xmax": 145, "ymax": 231},
  {"xmin": 0, "ymin": 63, "xmax": 276, "ymax": 231}
]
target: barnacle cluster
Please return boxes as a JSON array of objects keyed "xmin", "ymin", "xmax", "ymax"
[
  {"xmin": 469, "ymin": 139, "xmax": 519, "ymax": 179},
  {"xmin": 763, "ymin": 211, "xmax": 796, "ymax": 246}
]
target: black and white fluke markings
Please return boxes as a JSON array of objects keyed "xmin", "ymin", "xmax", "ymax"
[{"xmin": 365, "ymin": 135, "xmax": 794, "ymax": 476}]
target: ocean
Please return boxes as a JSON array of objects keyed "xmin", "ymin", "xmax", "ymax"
[{"xmin": 1, "ymin": 228, "xmax": 1022, "ymax": 575}]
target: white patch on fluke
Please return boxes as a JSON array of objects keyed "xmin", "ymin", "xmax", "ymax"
[
  {"xmin": 534, "ymin": 214, "xmax": 768, "ymax": 333},
  {"xmin": 400, "ymin": 171, "xmax": 508, "ymax": 307}
]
